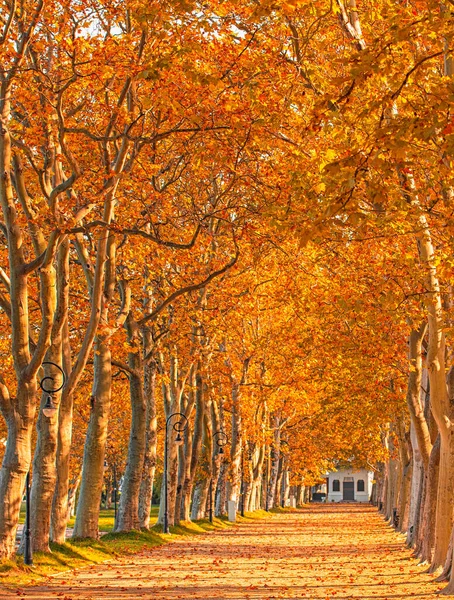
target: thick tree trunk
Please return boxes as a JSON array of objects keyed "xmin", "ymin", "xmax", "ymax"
[
  {"xmin": 281, "ymin": 467, "xmax": 290, "ymax": 508},
  {"xmin": 51, "ymin": 191, "xmax": 121, "ymax": 540},
  {"xmin": 23, "ymin": 358, "xmax": 62, "ymax": 553},
  {"xmin": 179, "ymin": 428, "xmax": 193, "ymax": 521},
  {"xmin": 227, "ymin": 357, "xmax": 249, "ymax": 505},
  {"xmin": 0, "ymin": 401, "xmax": 35, "ymax": 557},
  {"xmin": 191, "ymin": 479, "xmax": 210, "ymax": 520},
  {"xmin": 181, "ymin": 369, "xmax": 204, "ymax": 521},
  {"xmin": 23, "ymin": 231, "xmax": 69, "ymax": 552},
  {"xmin": 396, "ymin": 419, "xmax": 412, "ymax": 533},
  {"xmin": 0, "ymin": 38, "xmax": 55, "ymax": 555},
  {"xmin": 229, "ymin": 380, "xmax": 243, "ymax": 504},
  {"xmin": 138, "ymin": 361, "xmax": 157, "ymax": 529},
  {"xmin": 267, "ymin": 415, "xmax": 281, "ymax": 509},
  {"xmin": 412, "ymin": 212, "xmax": 453, "ymax": 570},
  {"xmin": 115, "ymin": 360, "xmax": 146, "ymax": 531},
  {"xmin": 407, "ymin": 422, "xmax": 424, "ymax": 546},
  {"xmin": 274, "ymin": 456, "xmax": 284, "ymax": 508},
  {"xmin": 419, "ymin": 435, "xmax": 441, "ymax": 564},
  {"xmin": 248, "ymin": 445, "xmax": 264, "ymax": 512},
  {"xmin": 190, "ymin": 400, "xmax": 212, "ymax": 521},
  {"xmin": 50, "ymin": 377, "xmax": 74, "ymax": 541},
  {"xmin": 73, "ymin": 338, "xmax": 112, "ymax": 538}
]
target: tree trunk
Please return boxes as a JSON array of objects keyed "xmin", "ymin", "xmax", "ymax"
[
  {"xmin": 50, "ymin": 321, "xmax": 74, "ymax": 543},
  {"xmin": 229, "ymin": 380, "xmax": 242, "ymax": 504},
  {"xmin": 50, "ymin": 358, "xmax": 74, "ymax": 540},
  {"xmin": 215, "ymin": 461, "xmax": 227, "ymax": 517},
  {"xmin": 420, "ymin": 435, "xmax": 441, "ymax": 564},
  {"xmin": 281, "ymin": 466, "xmax": 290, "ymax": 508},
  {"xmin": 23, "ymin": 358, "xmax": 62, "ymax": 553},
  {"xmin": 274, "ymin": 455, "xmax": 284, "ymax": 508},
  {"xmin": 181, "ymin": 369, "xmax": 204, "ymax": 521},
  {"xmin": 67, "ymin": 472, "xmax": 81, "ymax": 520},
  {"xmin": 267, "ymin": 415, "xmax": 281, "ymax": 509},
  {"xmin": 407, "ymin": 421, "xmax": 424, "ymax": 546},
  {"xmin": 0, "ymin": 400, "xmax": 35, "ymax": 557},
  {"xmin": 114, "ymin": 352, "xmax": 146, "ymax": 532},
  {"xmin": 138, "ymin": 359, "xmax": 157, "ymax": 529},
  {"xmin": 191, "ymin": 479, "xmax": 210, "ymax": 520},
  {"xmin": 73, "ymin": 338, "xmax": 112, "ymax": 538}
]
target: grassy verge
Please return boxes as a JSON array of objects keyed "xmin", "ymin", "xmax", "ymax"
[
  {"xmin": 0, "ymin": 508, "xmax": 274, "ymax": 588},
  {"xmin": 18, "ymin": 506, "xmax": 160, "ymax": 532}
]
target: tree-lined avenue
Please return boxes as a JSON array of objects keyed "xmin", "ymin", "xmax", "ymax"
[{"xmin": 3, "ymin": 506, "xmax": 445, "ymax": 600}]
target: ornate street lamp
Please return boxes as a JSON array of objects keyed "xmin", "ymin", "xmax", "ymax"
[
  {"xmin": 209, "ymin": 431, "xmax": 229, "ymax": 523},
  {"xmin": 40, "ymin": 361, "xmax": 65, "ymax": 417},
  {"xmin": 164, "ymin": 412, "xmax": 189, "ymax": 534},
  {"xmin": 113, "ymin": 463, "xmax": 118, "ymax": 521},
  {"xmin": 24, "ymin": 361, "xmax": 66, "ymax": 566}
]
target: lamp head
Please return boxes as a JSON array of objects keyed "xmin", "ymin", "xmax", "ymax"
[
  {"xmin": 175, "ymin": 432, "xmax": 184, "ymax": 446},
  {"xmin": 218, "ymin": 446, "xmax": 224, "ymax": 455},
  {"xmin": 42, "ymin": 395, "xmax": 57, "ymax": 418}
]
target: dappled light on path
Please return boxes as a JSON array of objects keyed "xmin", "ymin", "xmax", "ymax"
[{"xmin": 4, "ymin": 506, "xmax": 449, "ymax": 599}]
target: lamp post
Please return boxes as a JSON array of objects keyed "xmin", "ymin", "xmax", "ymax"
[
  {"xmin": 113, "ymin": 463, "xmax": 118, "ymax": 522},
  {"xmin": 24, "ymin": 471, "xmax": 32, "ymax": 566},
  {"xmin": 164, "ymin": 412, "xmax": 189, "ymax": 534},
  {"xmin": 209, "ymin": 431, "xmax": 228, "ymax": 523},
  {"xmin": 24, "ymin": 361, "xmax": 65, "ymax": 566}
]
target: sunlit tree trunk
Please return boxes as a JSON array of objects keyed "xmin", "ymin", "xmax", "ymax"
[
  {"xmin": 419, "ymin": 435, "xmax": 441, "ymax": 564},
  {"xmin": 115, "ymin": 316, "xmax": 146, "ymax": 532},
  {"xmin": 73, "ymin": 339, "xmax": 112, "ymax": 538},
  {"xmin": 228, "ymin": 358, "xmax": 250, "ymax": 504},
  {"xmin": 267, "ymin": 414, "xmax": 281, "ymax": 509},
  {"xmin": 138, "ymin": 357, "xmax": 157, "ymax": 529},
  {"xmin": 0, "ymin": 11, "xmax": 62, "ymax": 554}
]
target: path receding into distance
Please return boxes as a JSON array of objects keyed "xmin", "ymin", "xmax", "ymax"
[{"xmin": 4, "ymin": 505, "xmax": 451, "ymax": 600}]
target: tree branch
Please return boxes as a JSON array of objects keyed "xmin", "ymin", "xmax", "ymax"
[{"xmin": 138, "ymin": 247, "xmax": 239, "ymax": 327}]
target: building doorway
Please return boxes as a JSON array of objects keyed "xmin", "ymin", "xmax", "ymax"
[{"xmin": 343, "ymin": 478, "xmax": 354, "ymax": 501}]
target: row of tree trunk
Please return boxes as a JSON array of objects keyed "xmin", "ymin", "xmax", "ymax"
[{"xmin": 377, "ymin": 323, "xmax": 454, "ymax": 595}]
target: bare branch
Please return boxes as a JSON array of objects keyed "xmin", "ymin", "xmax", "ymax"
[{"xmin": 111, "ymin": 359, "xmax": 139, "ymax": 378}]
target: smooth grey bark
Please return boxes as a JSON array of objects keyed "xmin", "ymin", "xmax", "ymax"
[
  {"xmin": 228, "ymin": 357, "xmax": 250, "ymax": 504},
  {"xmin": 181, "ymin": 368, "xmax": 204, "ymax": 521},
  {"xmin": 67, "ymin": 471, "xmax": 81, "ymax": 520},
  {"xmin": 73, "ymin": 338, "xmax": 112, "ymax": 538},
  {"xmin": 247, "ymin": 444, "xmax": 264, "ymax": 512},
  {"xmin": 396, "ymin": 419, "xmax": 412, "ymax": 533},
  {"xmin": 407, "ymin": 421, "xmax": 424, "ymax": 546},
  {"xmin": 419, "ymin": 435, "xmax": 441, "ymax": 564},
  {"xmin": 191, "ymin": 402, "xmax": 213, "ymax": 521},
  {"xmin": 50, "ymin": 319, "xmax": 74, "ymax": 543},
  {"xmin": 157, "ymin": 349, "xmax": 191, "ymax": 528},
  {"xmin": 138, "ymin": 358, "xmax": 158, "ymax": 529},
  {"xmin": 215, "ymin": 461, "xmax": 227, "ymax": 516},
  {"xmin": 114, "ymin": 316, "xmax": 146, "ymax": 532},
  {"xmin": 267, "ymin": 415, "xmax": 281, "ymax": 509}
]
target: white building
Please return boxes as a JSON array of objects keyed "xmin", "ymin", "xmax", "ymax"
[{"xmin": 325, "ymin": 468, "xmax": 373, "ymax": 502}]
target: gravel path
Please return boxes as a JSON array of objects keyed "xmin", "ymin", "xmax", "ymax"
[{"xmin": 3, "ymin": 505, "xmax": 449, "ymax": 599}]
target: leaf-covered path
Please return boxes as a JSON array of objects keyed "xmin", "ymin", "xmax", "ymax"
[{"xmin": 5, "ymin": 505, "xmax": 450, "ymax": 599}]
